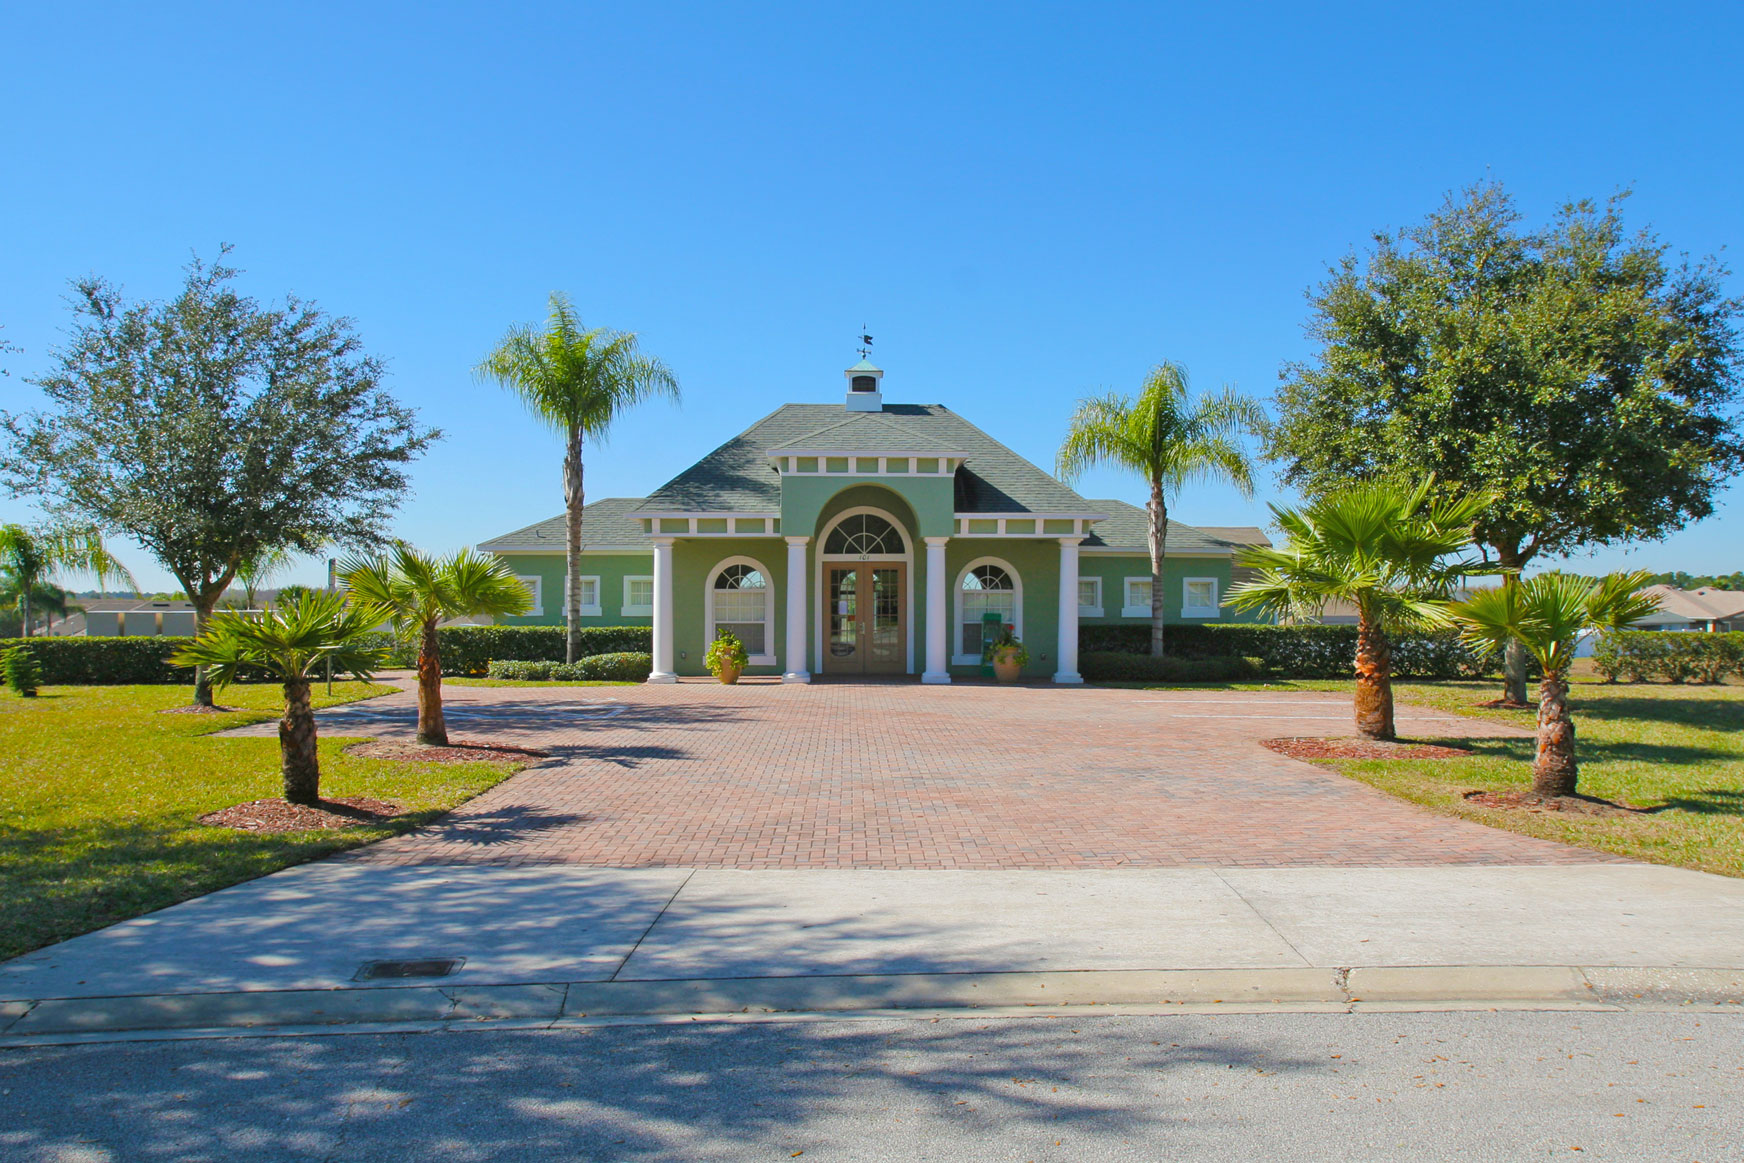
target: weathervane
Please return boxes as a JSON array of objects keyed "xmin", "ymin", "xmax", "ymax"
[{"xmin": 857, "ymin": 326, "xmax": 873, "ymax": 359}]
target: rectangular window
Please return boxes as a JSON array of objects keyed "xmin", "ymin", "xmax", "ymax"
[
  {"xmin": 562, "ymin": 575, "xmax": 602, "ymax": 617},
  {"xmin": 1183, "ymin": 577, "xmax": 1219, "ymax": 618},
  {"xmin": 1077, "ymin": 576, "xmax": 1103, "ymax": 617},
  {"xmin": 1123, "ymin": 578, "xmax": 1153, "ymax": 618},
  {"xmin": 622, "ymin": 576, "xmax": 654, "ymax": 617},
  {"xmin": 515, "ymin": 576, "xmax": 543, "ymax": 618}
]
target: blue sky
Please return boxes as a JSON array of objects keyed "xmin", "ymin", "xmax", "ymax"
[{"xmin": 3, "ymin": 1, "xmax": 1740, "ymax": 591}]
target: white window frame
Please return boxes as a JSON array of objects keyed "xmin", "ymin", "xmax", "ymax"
[
  {"xmin": 953, "ymin": 557, "xmax": 1022, "ymax": 666},
  {"xmin": 622, "ymin": 575, "xmax": 654, "ymax": 617},
  {"xmin": 1122, "ymin": 576, "xmax": 1153, "ymax": 619},
  {"xmin": 1077, "ymin": 575, "xmax": 1103, "ymax": 618},
  {"xmin": 1182, "ymin": 576, "xmax": 1220, "ymax": 619},
  {"xmin": 514, "ymin": 576, "xmax": 543, "ymax": 618},
  {"xmin": 561, "ymin": 575, "xmax": 602, "ymax": 618},
  {"xmin": 705, "ymin": 555, "xmax": 777, "ymax": 667}
]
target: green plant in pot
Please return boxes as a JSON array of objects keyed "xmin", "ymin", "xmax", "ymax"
[
  {"xmin": 705, "ymin": 628, "xmax": 750, "ymax": 684},
  {"xmin": 985, "ymin": 626, "xmax": 1029, "ymax": 683}
]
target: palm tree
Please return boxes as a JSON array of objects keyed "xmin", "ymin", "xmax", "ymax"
[
  {"xmin": 1226, "ymin": 478, "xmax": 1491, "ymax": 740},
  {"xmin": 1056, "ymin": 363, "xmax": 1264, "ymax": 656},
  {"xmin": 172, "ymin": 591, "xmax": 388, "ymax": 804},
  {"xmin": 340, "ymin": 545, "xmax": 532, "ymax": 746},
  {"xmin": 476, "ymin": 294, "xmax": 679, "ymax": 663},
  {"xmin": 0, "ymin": 523, "xmax": 135, "ymax": 637},
  {"xmin": 0, "ymin": 576, "xmax": 81, "ymax": 635},
  {"xmin": 1450, "ymin": 572, "xmax": 1659, "ymax": 799},
  {"xmin": 234, "ymin": 545, "xmax": 299, "ymax": 610}
]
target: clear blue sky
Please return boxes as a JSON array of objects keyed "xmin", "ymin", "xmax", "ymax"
[{"xmin": 3, "ymin": 1, "xmax": 1740, "ymax": 592}]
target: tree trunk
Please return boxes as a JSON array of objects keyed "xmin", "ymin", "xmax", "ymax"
[
  {"xmin": 1531, "ymin": 671, "xmax": 1578, "ymax": 798},
  {"xmin": 1353, "ymin": 611, "xmax": 1396, "ymax": 740},
  {"xmin": 1147, "ymin": 478, "xmax": 1167, "ymax": 658},
  {"xmin": 280, "ymin": 677, "xmax": 321, "ymax": 804},
  {"xmin": 416, "ymin": 616, "xmax": 448, "ymax": 746},
  {"xmin": 564, "ymin": 425, "xmax": 585, "ymax": 665},
  {"xmin": 1493, "ymin": 542, "xmax": 1529, "ymax": 705},
  {"xmin": 192, "ymin": 597, "xmax": 217, "ymax": 707},
  {"xmin": 19, "ymin": 587, "xmax": 30, "ymax": 639}
]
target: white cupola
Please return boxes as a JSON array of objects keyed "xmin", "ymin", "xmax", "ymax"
[{"xmin": 845, "ymin": 358, "xmax": 884, "ymax": 412}]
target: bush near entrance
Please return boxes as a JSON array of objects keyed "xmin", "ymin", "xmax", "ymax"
[
  {"xmin": 486, "ymin": 653, "xmax": 654, "ymax": 682},
  {"xmin": 1080, "ymin": 652, "xmax": 1260, "ymax": 683},
  {"xmin": 1594, "ymin": 631, "xmax": 1744, "ymax": 685},
  {"xmin": 432, "ymin": 626, "xmax": 652, "ymax": 675},
  {"xmin": 1079, "ymin": 624, "xmax": 1493, "ymax": 680}
]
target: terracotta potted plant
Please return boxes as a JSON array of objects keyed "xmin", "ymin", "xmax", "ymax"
[
  {"xmin": 706, "ymin": 628, "xmax": 749, "ymax": 685},
  {"xmin": 985, "ymin": 627, "xmax": 1029, "ymax": 683}
]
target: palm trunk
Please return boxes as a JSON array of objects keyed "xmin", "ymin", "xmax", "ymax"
[
  {"xmin": 1494, "ymin": 543, "xmax": 1529, "ymax": 705},
  {"xmin": 280, "ymin": 677, "xmax": 321, "ymax": 804},
  {"xmin": 1147, "ymin": 478, "xmax": 1167, "ymax": 657},
  {"xmin": 1531, "ymin": 670, "xmax": 1578, "ymax": 798},
  {"xmin": 19, "ymin": 586, "xmax": 31, "ymax": 639},
  {"xmin": 1353, "ymin": 609, "xmax": 1396, "ymax": 740},
  {"xmin": 417, "ymin": 616, "xmax": 448, "ymax": 746},
  {"xmin": 564, "ymin": 424, "xmax": 585, "ymax": 665}
]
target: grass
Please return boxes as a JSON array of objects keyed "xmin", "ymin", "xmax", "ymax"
[
  {"xmin": 0, "ymin": 682, "xmax": 526, "ymax": 961},
  {"xmin": 445, "ymin": 678, "xmax": 637, "ymax": 689},
  {"xmin": 1108, "ymin": 674, "xmax": 1744, "ymax": 878}
]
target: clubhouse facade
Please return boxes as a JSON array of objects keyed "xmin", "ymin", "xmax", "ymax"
[{"xmin": 479, "ymin": 361, "xmax": 1268, "ymax": 682}]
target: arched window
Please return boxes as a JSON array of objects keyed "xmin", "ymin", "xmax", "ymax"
[
  {"xmin": 959, "ymin": 562, "xmax": 1017, "ymax": 658},
  {"xmin": 711, "ymin": 562, "xmax": 769, "ymax": 656},
  {"xmin": 824, "ymin": 512, "xmax": 903, "ymax": 558}
]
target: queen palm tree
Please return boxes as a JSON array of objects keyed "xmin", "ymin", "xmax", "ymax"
[
  {"xmin": 1056, "ymin": 363, "xmax": 1265, "ymax": 656},
  {"xmin": 234, "ymin": 545, "xmax": 299, "ymax": 610},
  {"xmin": 1450, "ymin": 572, "xmax": 1659, "ymax": 799},
  {"xmin": 172, "ymin": 591, "xmax": 388, "ymax": 804},
  {"xmin": 0, "ymin": 523, "xmax": 135, "ymax": 637},
  {"xmin": 476, "ymin": 294, "xmax": 679, "ymax": 664},
  {"xmin": 1226, "ymin": 478, "xmax": 1492, "ymax": 740},
  {"xmin": 340, "ymin": 545, "xmax": 532, "ymax": 746}
]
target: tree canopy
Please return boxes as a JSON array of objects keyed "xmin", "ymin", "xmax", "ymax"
[{"xmin": 1268, "ymin": 181, "xmax": 1743, "ymax": 573}]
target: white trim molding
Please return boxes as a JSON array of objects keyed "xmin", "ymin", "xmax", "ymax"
[
  {"xmin": 514, "ymin": 575, "xmax": 544, "ymax": 618},
  {"xmin": 1122, "ymin": 576, "xmax": 1153, "ymax": 619},
  {"xmin": 953, "ymin": 555, "xmax": 1022, "ymax": 666},
  {"xmin": 705, "ymin": 554, "xmax": 778, "ymax": 667},
  {"xmin": 622, "ymin": 575, "xmax": 654, "ymax": 618},
  {"xmin": 770, "ymin": 453, "xmax": 966, "ymax": 478},
  {"xmin": 813, "ymin": 505, "xmax": 916, "ymax": 675},
  {"xmin": 635, "ymin": 512, "xmax": 782, "ymax": 537},
  {"xmin": 1182, "ymin": 576, "xmax": 1220, "ymax": 619},
  {"xmin": 565, "ymin": 575, "xmax": 602, "ymax": 618},
  {"xmin": 1076, "ymin": 575, "xmax": 1103, "ymax": 619},
  {"xmin": 952, "ymin": 512, "xmax": 1108, "ymax": 538}
]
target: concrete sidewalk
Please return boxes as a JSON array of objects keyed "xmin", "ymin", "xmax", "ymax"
[{"xmin": 5, "ymin": 864, "xmax": 1741, "ymax": 1041}]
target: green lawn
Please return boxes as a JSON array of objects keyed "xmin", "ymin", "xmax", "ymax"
[
  {"xmin": 1114, "ymin": 676, "xmax": 1744, "ymax": 878},
  {"xmin": 0, "ymin": 683, "xmax": 525, "ymax": 961}
]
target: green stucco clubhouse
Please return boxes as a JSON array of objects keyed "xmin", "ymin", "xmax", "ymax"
[{"xmin": 479, "ymin": 361, "xmax": 1268, "ymax": 682}]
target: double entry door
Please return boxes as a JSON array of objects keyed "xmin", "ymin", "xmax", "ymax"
[{"xmin": 824, "ymin": 562, "xmax": 906, "ymax": 675}]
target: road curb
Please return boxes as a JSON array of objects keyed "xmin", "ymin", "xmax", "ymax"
[{"xmin": 2, "ymin": 965, "xmax": 1740, "ymax": 1045}]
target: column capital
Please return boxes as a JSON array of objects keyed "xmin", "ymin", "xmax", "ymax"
[
  {"xmin": 1057, "ymin": 535, "xmax": 1085, "ymax": 547},
  {"xmin": 923, "ymin": 535, "xmax": 951, "ymax": 547},
  {"xmin": 649, "ymin": 535, "xmax": 678, "ymax": 548},
  {"xmin": 784, "ymin": 534, "xmax": 812, "ymax": 546}
]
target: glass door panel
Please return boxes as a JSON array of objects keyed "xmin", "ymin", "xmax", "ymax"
[
  {"xmin": 867, "ymin": 566, "xmax": 904, "ymax": 671},
  {"xmin": 827, "ymin": 567, "xmax": 859, "ymax": 669}
]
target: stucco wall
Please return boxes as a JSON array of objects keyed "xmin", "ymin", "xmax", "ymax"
[{"xmin": 493, "ymin": 552, "xmax": 655, "ymax": 628}]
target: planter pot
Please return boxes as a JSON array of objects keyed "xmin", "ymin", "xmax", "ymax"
[
  {"xmin": 992, "ymin": 650, "xmax": 1023, "ymax": 683},
  {"xmin": 714, "ymin": 663, "xmax": 743, "ymax": 685}
]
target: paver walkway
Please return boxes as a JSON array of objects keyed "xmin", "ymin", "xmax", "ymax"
[{"xmin": 225, "ymin": 682, "xmax": 1602, "ymax": 869}]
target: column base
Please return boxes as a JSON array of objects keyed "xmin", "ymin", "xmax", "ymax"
[
  {"xmin": 1052, "ymin": 672, "xmax": 1084, "ymax": 684},
  {"xmin": 921, "ymin": 671, "xmax": 953, "ymax": 684},
  {"xmin": 781, "ymin": 671, "xmax": 812, "ymax": 684},
  {"xmin": 646, "ymin": 672, "xmax": 679, "ymax": 685}
]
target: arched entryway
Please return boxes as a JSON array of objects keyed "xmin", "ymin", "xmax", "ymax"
[{"xmin": 814, "ymin": 505, "xmax": 914, "ymax": 675}]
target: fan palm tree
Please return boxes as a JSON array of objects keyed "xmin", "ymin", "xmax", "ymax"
[
  {"xmin": 1450, "ymin": 572, "xmax": 1659, "ymax": 799},
  {"xmin": 1056, "ymin": 363, "xmax": 1265, "ymax": 656},
  {"xmin": 340, "ymin": 545, "xmax": 532, "ymax": 746},
  {"xmin": 1226, "ymin": 478, "xmax": 1492, "ymax": 740},
  {"xmin": 476, "ymin": 294, "xmax": 679, "ymax": 663},
  {"xmin": 172, "ymin": 591, "xmax": 388, "ymax": 804},
  {"xmin": 0, "ymin": 523, "xmax": 135, "ymax": 637}
]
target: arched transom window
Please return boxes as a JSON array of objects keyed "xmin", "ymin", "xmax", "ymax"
[
  {"xmin": 959, "ymin": 563, "xmax": 1016, "ymax": 657},
  {"xmin": 824, "ymin": 512, "xmax": 903, "ymax": 558},
  {"xmin": 712, "ymin": 563, "xmax": 769, "ymax": 655}
]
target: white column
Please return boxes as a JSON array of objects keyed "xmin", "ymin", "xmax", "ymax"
[
  {"xmin": 922, "ymin": 536, "xmax": 952, "ymax": 684},
  {"xmin": 782, "ymin": 535, "xmax": 811, "ymax": 683},
  {"xmin": 1054, "ymin": 536, "xmax": 1084, "ymax": 684},
  {"xmin": 647, "ymin": 536, "xmax": 678, "ymax": 683}
]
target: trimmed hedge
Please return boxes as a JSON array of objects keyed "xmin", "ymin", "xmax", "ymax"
[
  {"xmin": 1080, "ymin": 652, "xmax": 1263, "ymax": 683},
  {"xmin": 0, "ymin": 636, "xmax": 195, "ymax": 684},
  {"xmin": 1078, "ymin": 623, "xmax": 1490, "ymax": 680},
  {"xmin": 1593, "ymin": 631, "xmax": 1744, "ymax": 684},
  {"xmin": 430, "ymin": 626, "xmax": 653, "ymax": 676},
  {"xmin": 486, "ymin": 653, "xmax": 654, "ymax": 683}
]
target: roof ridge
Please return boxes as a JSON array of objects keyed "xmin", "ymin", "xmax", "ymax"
[{"xmin": 768, "ymin": 411, "xmax": 961, "ymax": 453}]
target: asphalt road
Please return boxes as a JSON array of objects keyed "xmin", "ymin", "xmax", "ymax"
[{"xmin": 2, "ymin": 1011, "xmax": 1739, "ymax": 1162}]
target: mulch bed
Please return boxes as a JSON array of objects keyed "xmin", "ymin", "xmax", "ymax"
[
  {"xmin": 1461, "ymin": 789, "xmax": 1651, "ymax": 817},
  {"xmin": 1476, "ymin": 698, "xmax": 1535, "ymax": 710},
  {"xmin": 1262, "ymin": 737, "xmax": 1474, "ymax": 761},
  {"xmin": 199, "ymin": 797, "xmax": 405, "ymax": 832},
  {"xmin": 159, "ymin": 703, "xmax": 240, "ymax": 715},
  {"xmin": 343, "ymin": 739, "xmax": 549, "ymax": 764}
]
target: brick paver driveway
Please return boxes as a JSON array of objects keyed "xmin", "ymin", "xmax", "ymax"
[{"xmin": 235, "ymin": 682, "xmax": 1604, "ymax": 869}]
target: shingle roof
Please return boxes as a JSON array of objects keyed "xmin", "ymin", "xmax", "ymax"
[
  {"xmin": 1195, "ymin": 525, "xmax": 1272, "ymax": 547},
  {"xmin": 1639, "ymin": 585, "xmax": 1744, "ymax": 621},
  {"xmin": 475, "ymin": 497, "xmax": 653, "ymax": 552},
  {"xmin": 767, "ymin": 413, "xmax": 963, "ymax": 455},
  {"xmin": 636, "ymin": 403, "xmax": 1095, "ymax": 515},
  {"xmin": 1080, "ymin": 500, "xmax": 1257, "ymax": 555}
]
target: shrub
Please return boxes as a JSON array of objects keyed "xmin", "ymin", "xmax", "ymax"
[
  {"xmin": 485, "ymin": 652, "xmax": 653, "ymax": 683},
  {"xmin": 0, "ymin": 636, "xmax": 192, "ymax": 684},
  {"xmin": 3, "ymin": 645, "xmax": 42, "ymax": 696},
  {"xmin": 432, "ymin": 625, "xmax": 652, "ymax": 675},
  {"xmin": 1077, "ymin": 623, "xmax": 1489, "ymax": 680},
  {"xmin": 1595, "ymin": 631, "xmax": 1744, "ymax": 684},
  {"xmin": 1080, "ymin": 652, "xmax": 1263, "ymax": 683}
]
